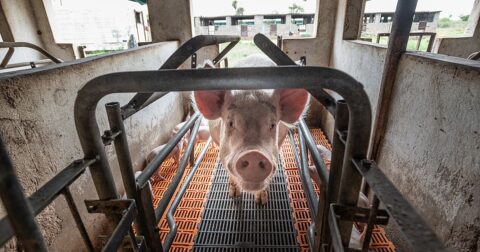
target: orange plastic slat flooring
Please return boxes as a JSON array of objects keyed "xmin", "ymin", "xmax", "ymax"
[{"xmin": 150, "ymin": 129, "xmax": 396, "ymax": 251}]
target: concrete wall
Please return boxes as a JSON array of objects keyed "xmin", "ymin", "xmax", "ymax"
[
  {"xmin": 327, "ymin": 0, "xmax": 480, "ymax": 250},
  {"xmin": 377, "ymin": 53, "xmax": 480, "ymax": 251},
  {"xmin": 0, "ymin": 41, "xmax": 184, "ymax": 251}
]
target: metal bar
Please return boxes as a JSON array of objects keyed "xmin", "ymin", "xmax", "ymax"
[
  {"xmin": 137, "ymin": 183, "xmax": 162, "ymax": 251},
  {"xmin": 292, "ymin": 129, "xmax": 318, "ymax": 215},
  {"xmin": 0, "ymin": 158, "xmax": 95, "ymax": 245},
  {"xmin": 330, "ymin": 204, "xmax": 389, "ymax": 225},
  {"xmin": 105, "ymin": 102, "xmax": 160, "ymax": 250},
  {"xmin": 253, "ymin": 33, "xmax": 337, "ymax": 116},
  {"xmin": 277, "ymin": 35, "xmax": 283, "ymax": 48},
  {"xmin": 163, "ymin": 138, "xmax": 212, "ymax": 250},
  {"xmin": 362, "ymin": 195, "xmax": 380, "ymax": 252},
  {"xmin": 415, "ymin": 34, "xmax": 423, "ymax": 51},
  {"xmin": 426, "ymin": 33, "xmax": 436, "ymax": 52},
  {"xmin": 101, "ymin": 201, "xmax": 137, "ymax": 252},
  {"xmin": 298, "ymin": 119, "xmax": 331, "ymax": 250},
  {"xmin": 121, "ymin": 35, "xmax": 240, "ymax": 116},
  {"xmin": 0, "ymin": 47, "xmax": 14, "ymax": 68},
  {"xmin": 0, "ymin": 42, "xmax": 62, "ymax": 64},
  {"xmin": 353, "ymin": 159, "xmax": 447, "ymax": 251},
  {"xmin": 137, "ymin": 113, "xmax": 200, "ymax": 186},
  {"xmin": 212, "ymin": 40, "xmax": 239, "ymax": 64},
  {"xmin": 62, "ymin": 188, "xmax": 94, "ymax": 252},
  {"xmin": 370, "ymin": 0, "xmax": 418, "ymax": 161},
  {"xmin": 328, "ymin": 204, "xmax": 345, "ymax": 252},
  {"xmin": 154, "ymin": 119, "xmax": 201, "ymax": 221},
  {"xmin": 0, "ymin": 137, "xmax": 47, "ymax": 252},
  {"xmin": 327, "ymin": 106, "xmax": 348, "ymax": 250},
  {"xmin": 121, "ymin": 92, "xmax": 168, "ymax": 120}
]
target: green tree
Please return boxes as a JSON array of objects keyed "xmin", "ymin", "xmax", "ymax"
[
  {"xmin": 236, "ymin": 7, "xmax": 245, "ymax": 15},
  {"xmin": 288, "ymin": 3, "xmax": 304, "ymax": 13},
  {"xmin": 459, "ymin": 15, "xmax": 469, "ymax": 22}
]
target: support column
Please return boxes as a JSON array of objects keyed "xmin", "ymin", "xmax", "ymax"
[{"xmin": 148, "ymin": 0, "xmax": 193, "ymax": 44}]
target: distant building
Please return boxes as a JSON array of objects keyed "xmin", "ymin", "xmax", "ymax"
[
  {"xmin": 363, "ymin": 11, "xmax": 441, "ymax": 35},
  {"xmin": 194, "ymin": 14, "xmax": 315, "ymax": 38}
]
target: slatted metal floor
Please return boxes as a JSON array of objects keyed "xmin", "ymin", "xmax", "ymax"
[{"xmin": 192, "ymin": 160, "xmax": 299, "ymax": 251}]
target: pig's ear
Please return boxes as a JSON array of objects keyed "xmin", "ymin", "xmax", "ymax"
[
  {"xmin": 194, "ymin": 90, "xmax": 228, "ymax": 120},
  {"xmin": 273, "ymin": 89, "xmax": 309, "ymax": 124}
]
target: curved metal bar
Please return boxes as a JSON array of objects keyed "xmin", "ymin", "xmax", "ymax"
[
  {"xmin": 0, "ymin": 42, "xmax": 62, "ymax": 68},
  {"xmin": 154, "ymin": 118, "xmax": 201, "ymax": 222},
  {"xmin": 73, "ymin": 65, "xmax": 372, "ymax": 241},
  {"xmin": 253, "ymin": 33, "xmax": 337, "ymax": 116},
  {"xmin": 121, "ymin": 35, "xmax": 240, "ymax": 117},
  {"xmin": 298, "ymin": 119, "xmax": 329, "ymax": 184},
  {"xmin": 164, "ymin": 138, "xmax": 212, "ymax": 251}
]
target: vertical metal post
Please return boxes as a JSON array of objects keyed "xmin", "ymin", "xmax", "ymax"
[
  {"xmin": 370, "ymin": 0, "xmax": 418, "ymax": 160},
  {"xmin": 138, "ymin": 184, "xmax": 162, "ymax": 251},
  {"xmin": 322, "ymin": 104, "xmax": 349, "ymax": 250},
  {"xmin": 62, "ymin": 188, "xmax": 94, "ymax": 252},
  {"xmin": 0, "ymin": 138, "xmax": 48, "ymax": 252},
  {"xmin": 105, "ymin": 102, "xmax": 162, "ymax": 251},
  {"xmin": 276, "ymin": 35, "xmax": 283, "ymax": 48},
  {"xmin": 362, "ymin": 195, "xmax": 380, "ymax": 252},
  {"xmin": 415, "ymin": 34, "xmax": 423, "ymax": 51}
]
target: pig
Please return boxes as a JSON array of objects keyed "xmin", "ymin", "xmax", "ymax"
[
  {"xmin": 194, "ymin": 55, "xmax": 309, "ymax": 204},
  {"xmin": 172, "ymin": 120, "xmax": 210, "ymax": 142}
]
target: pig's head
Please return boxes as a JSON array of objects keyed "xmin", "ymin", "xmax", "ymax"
[{"xmin": 195, "ymin": 89, "xmax": 308, "ymax": 192}]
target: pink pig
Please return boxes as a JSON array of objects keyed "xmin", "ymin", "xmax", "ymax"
[{"xmin": 194, "ymin": 55, "xmax": 309, "ymax": 204}]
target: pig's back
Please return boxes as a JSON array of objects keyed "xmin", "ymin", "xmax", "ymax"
[{"xmin": 234, "ymin": 54, "xmax": 276, "ymax": 68}]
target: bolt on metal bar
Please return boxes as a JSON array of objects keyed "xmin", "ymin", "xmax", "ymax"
[
  {"xmin": 136, "ymin": 112, "xmax": 200, "ymax": 187},
  {"xmin": 0, "ymin": 137, "xmax": 47, "ymax": 252},
  {"xmin": 121, "ymin": 35, "xmax": 240, "ymax": 117},
  {"xmin": 61, "ymin": 188, "xmax": 94, "ymax": 252},
  {"xmin": 0, "ymin": 158, "xmax": 95, "ymax": 245},
  {"xmin": 137, "ymin": 183, "xmax": 162, "ymax": 251},
  {"xmin": 361, "ymin": 195, "xmax": 380, "ymax": 252},
  {"xmin": 253, "ymin": 33, "xmax": 337, "ymax": 116},
  {"xmin": 154, "ymin": 119, "xmax": 201, "ymax": 222},
  {"xmin": 164, "ymin": 138, "xmax": 212, "ymax": 250},
  {"xmin": 353, "ymin": 159, "xmax": 447, "ymax": 251}
]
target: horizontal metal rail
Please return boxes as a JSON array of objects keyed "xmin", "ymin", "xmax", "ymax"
[
  {"xmin": 253, "ymin": 33, "xmax": 337, "ymax": 116},
  {"xmin": 121, "ymin": 35, "xmax": 240, "ymax": 119},
  {"xmin": 353, "ymin": 159, "xmax": 447, "ymax": 251},
  {"xmin": 0, "ymin": 42, "xmax": 62, "ymax": 69},
  {"xmin": 164, "ymin": 138, "xmax": 212, "ymax": 250},
  {"xmin": 0, "ymin": 158, "xmax": 96, "ymax": 245}
]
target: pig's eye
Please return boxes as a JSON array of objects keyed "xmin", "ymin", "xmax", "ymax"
[
  {"xmin": 228, "ymin": 121, "xmax": 234, "ymax": 128},
  {"xmin": 269, "ymin": 123, "xmax": 275, "ymax": 130}
]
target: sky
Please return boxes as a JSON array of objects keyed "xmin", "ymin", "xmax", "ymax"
[{"xmin": 191, "ymin": 0, "xmax": 476, "ymax": 19}]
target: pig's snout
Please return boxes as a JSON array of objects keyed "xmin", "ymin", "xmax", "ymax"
[{"xmin": 234, "ymin": 150, "xmax": 273, "ymax": 183}]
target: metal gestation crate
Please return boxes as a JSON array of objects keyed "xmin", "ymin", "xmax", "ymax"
[{"xmin": 0, "ymin": 34, "xmax": 447, "ymax": 252}]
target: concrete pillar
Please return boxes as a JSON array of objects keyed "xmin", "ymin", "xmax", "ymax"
[
  {"xmin": 375, "ymin": 13, "xmax": 382, "ymax": 23},
  {"xmin": 226, "ymin": 16, "xmax": 232, "ymax": 26},
  {"xmin": 286, "ymin": 14, "xmax": 292, "ymax": 24},
  {"xmin": 148, "ymin": 0, "xmax": 193, "ymax": 44},
  {"xmin": 254, "ymin": 15, "xmax": 263, "ymax": 34},
  {"xmin": 465, "ymin": 0, "xmax": 480, "ymax": 36}
]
